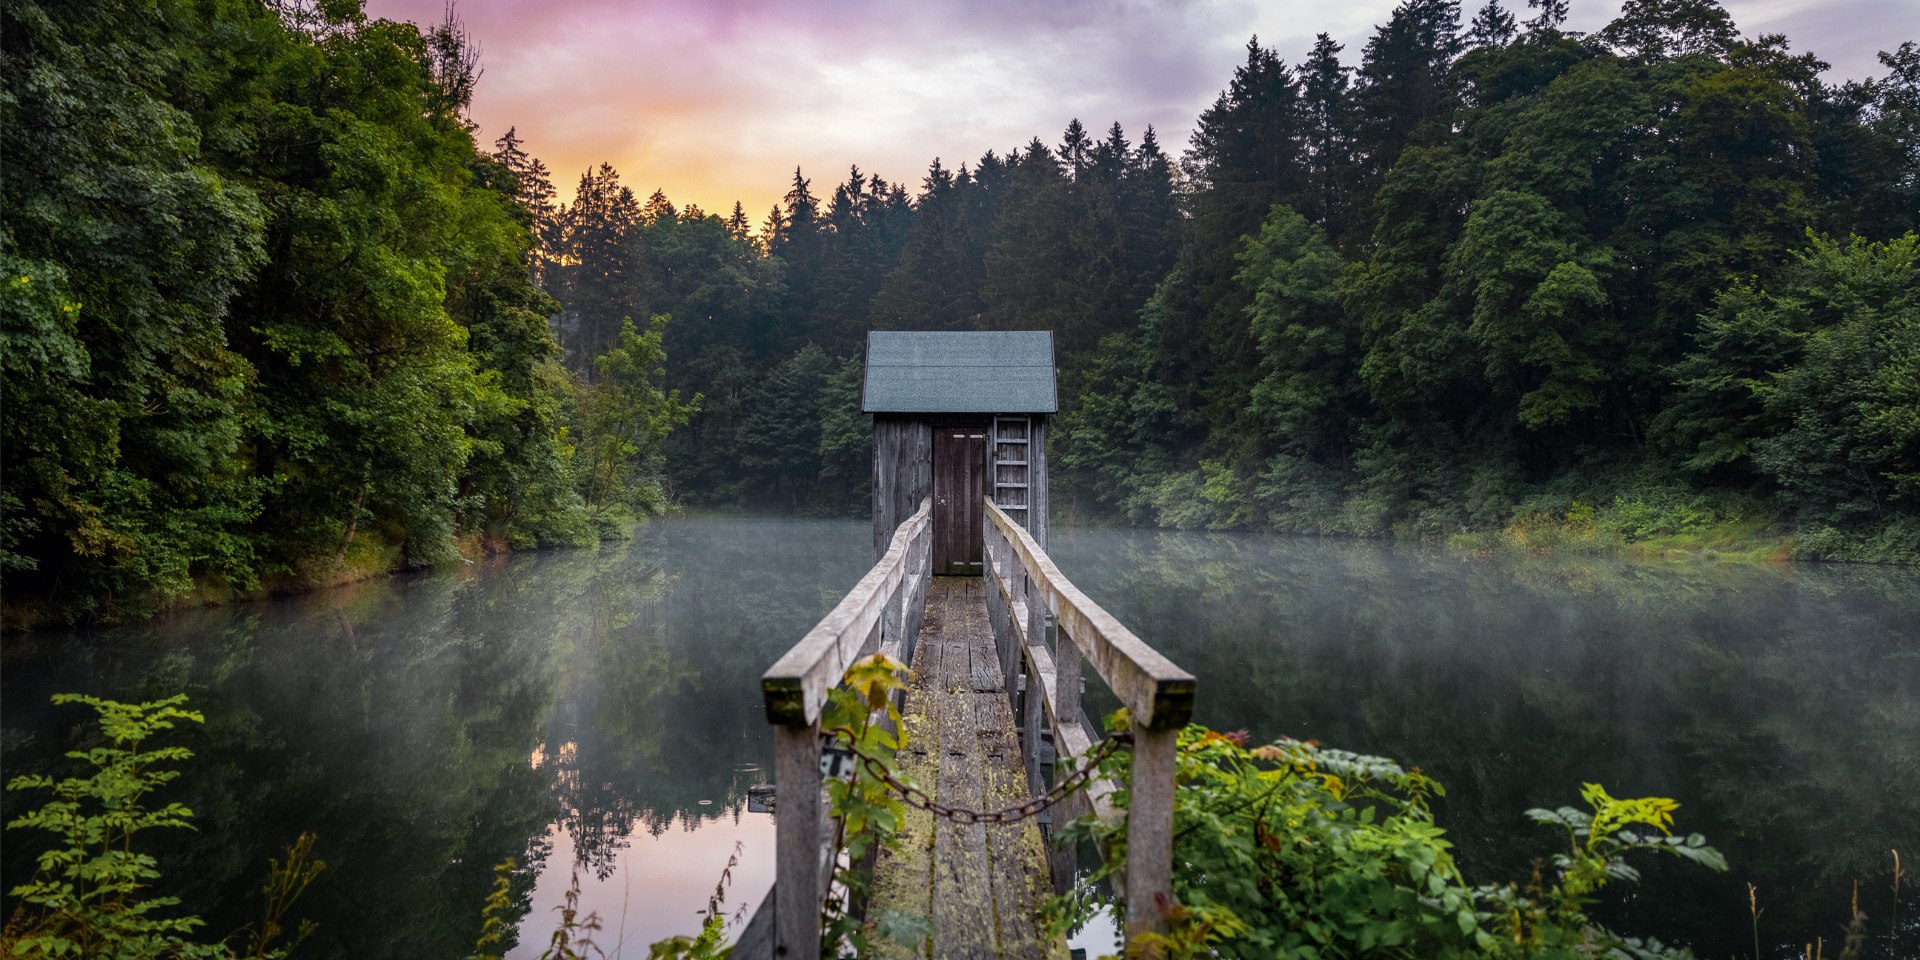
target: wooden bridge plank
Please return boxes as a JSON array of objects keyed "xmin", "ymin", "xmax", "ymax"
[
  {"xmin": 927, "ymin": 580, "xmax": 996, "ymax": 957},
  {"xmin": 971, "ymin": 643, "xmax": 1001, "ymax": 693},
  {"xmin": 867, "ymin": 578, "xmax": 1063, "ymax": 960},
  {"xmin": 975, "ymin": 658, "xmax": 1055, "ymax": 960}
]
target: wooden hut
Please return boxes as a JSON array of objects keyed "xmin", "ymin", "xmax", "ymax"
[{"xmin": 863, "ymin": 331, "xmax": 1056, "ymax": 572}]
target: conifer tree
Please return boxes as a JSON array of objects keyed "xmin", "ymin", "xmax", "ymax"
[
  {"xmin": 1184, "ymin": 37, "xmax": 1310, "ymax": 241},
  {"xmin": 642, "ymin": 188, "xmax": 677, "ymax": 225},
  {"xmin": 1059, "ymin": 118, "xmax": 1094, "ymax": 178},
  {"xmin": 1525, "ymin": 0, "xmax": 1569, "ymax": 34},
  {"xmin": 1468, "ymin": 0, "xmax": 1519, "ymax": 46},
  {"xmin": 871, "ymin": 158, "xmax": 986, "ymax": 330},
  {"xmin": 816, "ymin": 166, "xmax": 909, "ymax": 348},
  {"xmin": 554, "ymin": 163, "xmax": 642, "ymax": 371},
  {"xmin": 1352, "ymin": 0, "xmax": 1465, "ymax": 202},
  {"xmin": 725, "ymin": 202, "xmax": 752, "ymax": 241},
  {"xmin": 491, "ymin": 127, "xmax": 560, "ymax": 281},
  {"xmin": 1300, "ymin": 34, "xmax": 1358, "ymax": 241},
  {"xmin": 1118, "ymin": 126, "xmax": 1179, "ymax": 305},
  {"xmin": 982, "ymin": 139, "xmax": 1075, "ymax": 337},
  {"xmin": 1157, "ymin": 37, "xmax": 1314, "ymax": 460},
  {"xmin": 767, "ymin": 168, "xmax": 826, "ymax": 347},
  {"xmin": 774, "ymin": 167, "xmax": 819, "ymax": 255}
]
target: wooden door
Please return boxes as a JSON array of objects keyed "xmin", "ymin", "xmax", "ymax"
[{"xmin": 932, "ymin": 426, "xmax": 987, "ymax": 575}]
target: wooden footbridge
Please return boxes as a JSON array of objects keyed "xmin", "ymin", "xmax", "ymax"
[{"xmin": 734, "ymin": 331, "xmax": 1197, "ymax": 959}]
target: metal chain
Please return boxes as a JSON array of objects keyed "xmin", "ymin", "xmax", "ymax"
[{"xmin": 836, "ymin": 730, "xmax": 1132, "ymax": 825}]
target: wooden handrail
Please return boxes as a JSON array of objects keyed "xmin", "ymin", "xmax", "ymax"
[
  {"xmin": 762, "ymin": 497, "xmax": 933, "ymax": 726},
  {"xmin": 982, "ymin": 498, "xmax": 1193, "ymax": 942},
  {"xmin": 744, "ymin": 496, "xmax": 933, "ymax": 960},
  {"xmin": 984, "ymin": 501, "xmax": 1194, "ymax": 728}
]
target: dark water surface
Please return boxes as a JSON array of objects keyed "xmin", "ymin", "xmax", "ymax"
[{"xmin": 3, "ymin": 515, "xmax": 1915, "ymax": 958}]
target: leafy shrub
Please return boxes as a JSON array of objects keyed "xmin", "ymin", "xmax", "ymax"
[
  {"xmin": 3, "ymin": 694, "xmax": 322, "ymax": 959},
  {"xmin": 1055, "ymin": 721, "xmax": 1727, "ymax": 959}
]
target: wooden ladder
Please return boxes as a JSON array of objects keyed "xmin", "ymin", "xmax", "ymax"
[{"xmin": 991, "ymin": 416, "xmax": 1030, "ymax": 522}]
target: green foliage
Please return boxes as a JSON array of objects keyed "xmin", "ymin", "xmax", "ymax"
[
  {"xmin": 816, "ymin": 355, "xmax": 875, "ymax": 509},
  {"xmin": 818, "ymin": 654, "xmax": 915, "ymax": 956},
  {"xmin": 1051, "ymin": 10, "xmax": 1919, "ymax": 557},
  {"xmin": 1662, "ymin": 232, "xmax": 1920, "ymax": 557},
  {"xmin": 468, "ymin": 858, "xmax": 517, "ymax": 960},
  {"xmin": 573, "ymin": 316, "xmax": 698, "ymax": 526},
  {"xmin": 734, "ymin": 344, "xmax": 838, "ymax": 511},
  {"xmin": 1, "ymin": 0, "xmax": 611, "ymax": 621},
  {"xmin": 1053, "ymin": 722, "xmax": 1727, "ymax": 960},
  {"xmin": 1, "ymin": 0, "xmax": 268, "ymax": 614},
  {"xmin": 3, "ymin": 694, "xmax": 322, "ymax": 960},
  {"xmin": 645, "ymin": 915, "xmax": 728, "ymax": 960},
  {"xmin": 1053, "ymin": 324, "xmax": 1193, "ymax": 523},
  {"xmin": 1239, "ymin": 206, "xmax": 1360, "ymax": 456},
  {"xmin": 11, "ymin": 0, "xmax": 1916, "ymax": 628}
]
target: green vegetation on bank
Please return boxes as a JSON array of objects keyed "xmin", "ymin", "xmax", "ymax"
[
  {"xmin": 1054, "ymin": 24, "xmax": 1920, "ymax": 564},
  {"xmin": 0, "ymin": 1, "xmax": 687, "ymax": 624}
]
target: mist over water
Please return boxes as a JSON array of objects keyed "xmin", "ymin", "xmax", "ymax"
[{"xmin": 3, "ymin": 515, "xmax": 1914, "ymax": 957}]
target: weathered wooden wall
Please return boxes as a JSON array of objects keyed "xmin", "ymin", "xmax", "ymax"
[
  {"xmin": 1029, "ymin": 415, "xmax": 1049, "ymax": 550},
  {"xmin": 873, "ymin": 416, "xmax": 932, "ymax": 560}
]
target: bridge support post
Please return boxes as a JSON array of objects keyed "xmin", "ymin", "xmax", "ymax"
[{"xmin": 1126, "ymin": 724, "xmax": 1176, "ymax": 939}]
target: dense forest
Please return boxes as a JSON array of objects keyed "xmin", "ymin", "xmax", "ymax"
[
  {"xmin": 529, "ymin": 0, "xmax": 1919, "ymax": 559},
  {"xmin": 4, "ymin": 0, "xmax": 1918, "ymax": 623}
]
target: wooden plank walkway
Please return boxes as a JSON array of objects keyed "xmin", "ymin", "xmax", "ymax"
[
  {"xmin": 869, "ymin": 577, "xmax": 1063, "ymax": 960},
  {"xmin": 747, "ymin": 496, "xmax": 1191, "ymax": 959}
]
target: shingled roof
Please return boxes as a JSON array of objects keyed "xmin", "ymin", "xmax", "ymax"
[{"xmin": 861, "ymin": 331, "xmax": 1057, "ymax": 414}]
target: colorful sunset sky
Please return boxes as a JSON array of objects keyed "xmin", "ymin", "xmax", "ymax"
[{"xmin": 364, "ymin": 0, "xmax": 1918, "ymax": 221}]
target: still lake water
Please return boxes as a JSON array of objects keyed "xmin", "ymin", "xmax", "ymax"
[{"xmin": 3, "ymin": 515, "xmax": 1915, "ymax": 957}]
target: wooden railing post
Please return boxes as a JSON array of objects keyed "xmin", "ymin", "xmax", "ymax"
[
  {"xmin": 1023, "ymin": 631, "xmax": 1045, "ymax": 794},
  {"xmin": 984, "ymin": 528, "xmax": 1006, "ymax": 663},
  {"xmin": 774, "ymin": 725, "xmax": 823, "ymax": 957},
  {"xmin": 1023, "ymin": 570, "xmax": 1044, "ymax": 700},
  {"xmin": 904, "ymin": 525, "xmax": 928, "ymax": 662},
  {"xmin": 999, "ymin": 529, "xmax": 1023, "ymax": 717},
  {"xmin": 1126, "ymin": 723, "xmax": 1176, "ymax": 939},
  {"xmin": 1055, "ymin": 614, "xmax": 1081, "ymax": 731},
  {"xmin": 882, "ymin": 568, "xmax": 903, "ymax": 657}
]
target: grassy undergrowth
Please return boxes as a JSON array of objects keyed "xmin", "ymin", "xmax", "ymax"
[{"xmin": 1446, "ymin": 497, "xmax": 1799, "ymax": 563}]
